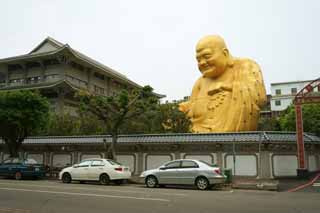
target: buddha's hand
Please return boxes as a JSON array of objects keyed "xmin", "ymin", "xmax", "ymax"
[{"xmin": 178, "ymin": 101, "xmax": 191, "ymax": 113}]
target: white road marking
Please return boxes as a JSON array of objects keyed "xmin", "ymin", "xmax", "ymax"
[
  {"xmin": 312, "ymin": 183, "xmax": 320, "ymax": 187},
  {"xmin": 0, "ymin": 187, "xmax": 170, "ymax": 202},
  {"xmin": 0, "ymin": 182, "xmax": 187, "ymax": 197},
  {"xmin": 0, "ymin": 207, "xmax": 31, "ymax": 212}
]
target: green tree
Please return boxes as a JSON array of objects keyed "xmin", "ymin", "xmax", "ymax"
[
  {"xmin": 121, "ymin": 101, "xmax": 191, "ymax": 134},
  {"xmin": 279, "ymin": 104, "xmax": 320, "ymax": 136},
  {"xmin": 41, "ymin": 112, "xmax": 107, "ymax": 136},
  {"xmin": 257, "ymin": 117, "xmax": 281, "ymax": 131},
  {"xmin": 78, "ymin": 86, "xmax": 158, "ymax": 160},
  {"xmin": 0, "ymin": 91, "xmax": 49, "ymax": 157}
]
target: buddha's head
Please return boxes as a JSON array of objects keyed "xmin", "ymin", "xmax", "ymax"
[{"xmin": 196, "ymin": 35, "xmax": 232, "ymax": 78}]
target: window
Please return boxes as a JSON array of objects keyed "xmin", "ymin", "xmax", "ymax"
[
  {"xmin": 91, "ymin": 160, "xmax": 105, "ymax": 167},
  {"xmin": 164, "ymin": 161, "xmax": 181, "ymax": 169},
  {"xmin": 77, "ymin": 160, "xmax": 91, "ymax": 167},
  {"xmin": 275, "ymin": 100, "xmax": 281, "ymax": 106},
  {"xmin": 8, "ymin": 64, "xmax": 22, "ymax": 72},
  {"xmin": 181, "ymin": 160, "xmax": 199, "ymax": 168},
  {"xmin": 107, "ymin": 160, "xmax": 122, "ymax": 165},
  {"xmin": 26, "ymin": 62, "xmax": 41, "ymax": 69},
  {"xmin": 43, "ymin": 59, "xmax": 60, "ymax": 66},
  {"xmin": 94, "ymin": 72, "xmax": 105, "ymax": 80},
  {"xmin": 70, "ymin": 61, "xmax": 85, "ymax": 71},
  {"xmin": 275, "ymin": 89, "xmax": 281, "ymax": 95},
  {"xmin": 94, "ymin": 85, "xmax": 105, "ymax": 95},
  {"xmin": 291, "ymin": 88, "xmax": 297, "ymax": 94},
  {"xmin": 0, "ymin": 72, "xmax": 6, "ymax": 83}
]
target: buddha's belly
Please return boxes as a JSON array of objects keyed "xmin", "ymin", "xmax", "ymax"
[{"xmin": 192, "ymin": 91, "xmax": 231, "ymax": 124}]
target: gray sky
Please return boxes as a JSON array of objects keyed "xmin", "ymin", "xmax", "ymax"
[{"xmin": 1, "ymin": 0, "xmax": 319, "ymax": 100}]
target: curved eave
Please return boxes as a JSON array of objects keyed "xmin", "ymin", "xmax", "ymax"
[{"xmin": 0, "ymin": 80, "xmax": 80, "ymax": 92}]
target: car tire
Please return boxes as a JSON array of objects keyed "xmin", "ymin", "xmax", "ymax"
[
  {"xmin": 62, "ymin": 173, "xmax": 72, "ymax": 184},
  {"xmin": 195, "ymin": 177, "xmax": 209, "ymax": 190},
  {"xmin": 99, "ymin": 174, "xmax": 110, "ymax": 185},
  {"xmin": 145, "ymin": 176, "xmax": 158, "ymax": 188},
  {"xmin": 14, "ymin": 172, "xmax": 22, "ymax": 180}
]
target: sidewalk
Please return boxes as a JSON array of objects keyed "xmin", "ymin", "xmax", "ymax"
[
  {"xmin": 130, "ymin": 175, "xmax": 280, "ymax": 191},
  {"xmin": 231, "ymin": 177, "xmax": 279, "ymax": 191}
]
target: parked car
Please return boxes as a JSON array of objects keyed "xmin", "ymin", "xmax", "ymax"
[
  {"xmin": 0, "ymin": 158, "xmax": 46, "ymax": 180},
  {"xmin": 59, "ymin": 158, "xmax": 131, "ymax": 185},
  {"xmin": 140, "ymin": 159, "xmax": 226, "ymax": 190}
]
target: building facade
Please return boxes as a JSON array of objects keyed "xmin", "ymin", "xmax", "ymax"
[
  {"xmin": 270, "ymin": 80, "xmax": 318, "ymax": 113},
  {"xmin": 0, "ymin": 37, "xmax": 161, "ymax": 113}
]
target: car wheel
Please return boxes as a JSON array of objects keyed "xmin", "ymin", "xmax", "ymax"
[
  {"xmin": 195, "ymin": 177, "xmax": 209, "ymax": 190},
  {"xmin": 145, "ymin": 176, "xmax": 158, "ymax": 188},
  {"xmin": 62, "ymin": 173, "xmax": 72, "ymax": 183},
  {"xmin": 14, "ymin": 172, "xmax": 22, "ymax": 180},
  {"xmin": 99, "ymin": 174, "xmax": 110, "ymax": 185}
]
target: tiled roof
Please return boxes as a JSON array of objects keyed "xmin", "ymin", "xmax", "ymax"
[{"xmin": 1, "ymin": 132, "xmax": 319, "ymax": 145}]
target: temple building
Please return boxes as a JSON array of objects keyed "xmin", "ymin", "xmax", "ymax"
[{"xmin": 0, "ymin": 37, "xmax": 162, "ymax": 114}]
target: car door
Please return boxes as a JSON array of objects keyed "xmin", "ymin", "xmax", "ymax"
[
  {"xmin": 71, "ymin": 160, "xmax": 91, "ymax": 180},
  {"xmin": 179, "ymin": 160, "xmax": 200, "ymax": 184},
  {"xmin": 87, "ymin": 160, "xmax": 105, "ymax": 180},
  {"xmin": 0, "ymin": 159, "xmax": 12, "ymax": 176},
  {"xmin": 158, "ymin": 161, "xmax": 181, "ymax": 184}
]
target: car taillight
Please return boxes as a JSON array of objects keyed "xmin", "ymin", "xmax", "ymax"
[
  {"xmin": 115, "ymin": 167, "xmax": 123, "ymax": 172},
  {"xmin": 214, "ymin": 169, "xmax": 221, "ymax": 175}
]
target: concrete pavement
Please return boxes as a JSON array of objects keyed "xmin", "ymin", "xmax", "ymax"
[{"xmin": 0, "ymin": 179, "xmax": 319, "ymax": 213}]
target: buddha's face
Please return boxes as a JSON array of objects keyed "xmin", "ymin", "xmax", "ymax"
[{"xmin": 196, "ymin": 40, "xmax": 229, "ymax": 78}]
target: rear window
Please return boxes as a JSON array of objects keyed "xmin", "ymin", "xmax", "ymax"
[
  {"xmin": 24, "ymin": 159, "xmax": 38, "ymax": 165},
  {"xmin": 107, "ymin": 160, "xmax": 122, "ymax": 165},
  {"xmin": 199, "ymin": 160, "xmax": 217, "ymax": 167}
]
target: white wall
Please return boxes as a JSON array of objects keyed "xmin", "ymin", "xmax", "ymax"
[
  {"xmin": 183, "ymin": 154, "xmax": 215, "ymax": 164},
  {"xmin": 52, "ymin": 154, "xmax": 72, "ymax": 168},
  {"xmin": 26, "ymin": 153, "xmax": 44, "ymax": 164},
  {"xmin": 272, "ymin": 155, "xmax": 298, "ymax": 176},
  {"xmin": 308, "ymin": 155, "xmax": 317, "ymax": 171},
  {"xmin": 225, "ymin": 154, "xmax": 257, "ymax": 176},
  {"xmin": 117, "ymin": 155, "xmax": 135, "ymax": 173},
  {"xmin": 80, "ymin": 153, "xmax": 102, "ymax": 161},
  {"xmin": 145, "ymin": 154, "xmax": 173, "ymax": 170}
]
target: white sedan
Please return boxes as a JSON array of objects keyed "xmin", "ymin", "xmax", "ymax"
[{"xmin": 59, "ymin": 158, "xmax": 131, "ymax": 185}]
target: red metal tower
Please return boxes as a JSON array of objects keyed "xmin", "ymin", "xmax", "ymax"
[{"xmin": 293, "ymin": 78, "xmax": 320, "ymax": 177}]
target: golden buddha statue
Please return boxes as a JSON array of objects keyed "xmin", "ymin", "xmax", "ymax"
[{"xmin": 179, "ymin": 35, "xmax": 266, "ymax": 133}]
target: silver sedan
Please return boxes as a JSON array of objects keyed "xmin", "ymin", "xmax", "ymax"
[{"xmin": 140, "ymin": 159, "xmax": 226, "ymax": 190}]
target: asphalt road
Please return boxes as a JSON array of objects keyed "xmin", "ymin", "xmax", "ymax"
[{"xmin": 0, "ymin": 179, "xmax": 319, "ymax": 213}]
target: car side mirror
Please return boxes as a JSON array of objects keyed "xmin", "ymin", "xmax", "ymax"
[{"xmin": 73, "ymin": 164, "xmax": 79, "ymax": 168}]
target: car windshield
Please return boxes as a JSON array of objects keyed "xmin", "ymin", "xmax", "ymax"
[
  {"xmin": 107, "ymin": 159, "xmax": 122, "ymax": 165},
  {"xmin": 24, "ymin": 159, "xmax": 38, "ymax": 165}
]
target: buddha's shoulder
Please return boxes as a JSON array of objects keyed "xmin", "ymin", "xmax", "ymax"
[{"xmin": 233, "ymin": 58, "xmax": 261, "ymax": 71}]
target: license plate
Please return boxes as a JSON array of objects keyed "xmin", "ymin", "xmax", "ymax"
[
  {"xmin": 35, "ymin": 168, "xmax": 39, "ymax": 171},
  {"xmin": 124, "ymin": 168, "xmax": 129, "ymax": 171}
]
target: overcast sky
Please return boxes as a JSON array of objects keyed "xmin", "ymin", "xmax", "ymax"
[{"xmin": 1, "ymin": 0, "xmax": 319, "ymax": 100}]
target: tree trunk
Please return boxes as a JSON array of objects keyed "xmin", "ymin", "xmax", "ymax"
[
  {"xmin": 107, "ymin": 134, "xmax": 117, "ymax": 161},
  {"xmin": 5, "ymin": 140, "xmax": 20, "ymax": 158}
]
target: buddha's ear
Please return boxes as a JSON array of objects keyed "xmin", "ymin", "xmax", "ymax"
[{"xmin": 222, "ymin": 48, "xmax": 229, "ymax": 57}]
